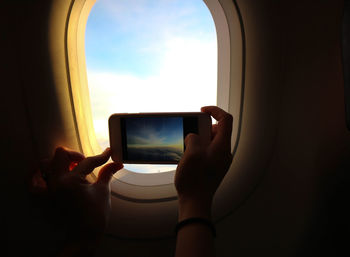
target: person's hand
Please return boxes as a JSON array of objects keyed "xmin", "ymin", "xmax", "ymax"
[
  {"xmin": 33, "ymin": 147, "xmax": 123, "ymax": 256},
  {"xmin": 175, "ymin": 106, "xmax": 233, "ymax": 220}
]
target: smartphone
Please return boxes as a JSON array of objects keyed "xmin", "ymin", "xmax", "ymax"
[{"xmin": 109, "ymin": 112, "xmax": 211, "ymax": 164}]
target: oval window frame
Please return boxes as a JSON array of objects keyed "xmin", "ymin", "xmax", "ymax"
[{"xmin": 66, "ymin": 0, "xmax": 243, "ymax": 210}]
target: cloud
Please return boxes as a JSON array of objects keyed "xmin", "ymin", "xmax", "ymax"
[
  {"xmin": 127, "ymin": 134, "xmax": 166, "ymax": 146},
  {"xmin": 86, "ymin": 0, "xmax": 217, "ymax": 153},
  {"xmin": 87, "ymin": 37, "xmax": 217, "ymax": 150},
  {"xmin": 127, "ymin": 146, "xmax": 183, "ymax": 162},
  {"xmin": 87, "ymin": 36, "xmax": 217, "ymax": 115},
  {"xmin": 88, "ymin": 0, "xmax": 215, "ymax": 61}
]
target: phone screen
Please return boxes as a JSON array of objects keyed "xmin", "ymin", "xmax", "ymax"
[{"xmin": 120, "ymin": 116, "xmax": 198, "ymax": 162}]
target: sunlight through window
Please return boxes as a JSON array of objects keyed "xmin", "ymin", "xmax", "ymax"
[{"xmin": 85, "ymin": 0, "xmax": 217, "ymax": 173}]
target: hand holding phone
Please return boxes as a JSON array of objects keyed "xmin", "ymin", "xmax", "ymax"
[
  {"xmin": 109, "ymin": 112, "xmax": 211, "ymax": 164},
  {"xmin": 175, "ymin": 106, "xmax": 233, "ymax": 219}
]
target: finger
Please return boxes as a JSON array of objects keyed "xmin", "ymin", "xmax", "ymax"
[
  {"xmin": 65, "ymin": 150, "xmax": 85, "ymax": 163},
  {"xmin": 74, "ymin": 148, "xmax": 111, "ymax": 176},
  {"xmin": 201, "ymin": 106, "xmax": 233, "ymax": 149},
  {"xmin": 51, "ymin": 147, "xmax": 85, "ymax": 175},
  {"xmin": 184, "ymin": 133, "xmax": 201, "ymax": 153},
  {"xmin": 51, "ymin": 147, "xmax": 71, "ymax": 176},
  {"xmin": 69, "ymin": 162, "xmax": 79, "ymax": 172},
  {"xmin": 63, "ymin": 149, "xmax": 85, "ymax": 171},
  {"xmin": 211, "ymin": 124, "xmax": 218, "ymax": 139},
  {"xmin": 95, "ymin": 162, "xmax": 123, "ymax": 186}
]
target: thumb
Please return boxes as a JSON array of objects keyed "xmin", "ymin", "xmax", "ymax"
[{"xmin": 95, "ymin": 162, "xmax": 123, "ymax": 186}]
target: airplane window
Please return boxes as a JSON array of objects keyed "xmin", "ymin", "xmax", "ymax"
[{"xmin": 85, "ymin": 0, "xmax": 217, "ymax": 173}]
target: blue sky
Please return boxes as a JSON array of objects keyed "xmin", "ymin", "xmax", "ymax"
[
  {"xmin": 85, "ymin": 0, "xmax": 217, "ymax": 173},
  {"xmin": 86, "ymin": 0, "xmax": 215, "ymax": 77}
]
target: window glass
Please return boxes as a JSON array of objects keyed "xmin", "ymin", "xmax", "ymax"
[{"xmin": 86, "ymin": 0, "xmax": 217, "ymax": 173}]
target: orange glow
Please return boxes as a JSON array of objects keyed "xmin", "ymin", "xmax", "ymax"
[{"xmin": 69, "ymin": 162, "xmax": 79, "ymax": 171}]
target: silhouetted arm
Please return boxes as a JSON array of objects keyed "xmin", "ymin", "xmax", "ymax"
[
  {"xmin": 34, "ymin": 147, "xmax": 123, "ymax": 257},
  {"xmin": 174, "ymin": 106, "xmax": 233, "ymax": 257}
]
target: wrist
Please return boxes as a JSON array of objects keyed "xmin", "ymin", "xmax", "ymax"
[
  {"xmin": 177, "ymin": 196, "xmax": 212, "ymax": 221},
  {"xmin": 175, "ymin": 217, "xmax": 216, "ymax": 237}
]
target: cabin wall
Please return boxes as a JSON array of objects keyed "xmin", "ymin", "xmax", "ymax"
[
  {"xmin": 217, "ymin": 1, "xmax": 350, "ymax": 257},
  {"xmin": 2, "ymin": 0, "xmax": 82, "ymax": 256}
]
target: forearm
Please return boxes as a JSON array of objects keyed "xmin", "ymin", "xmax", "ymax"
[{"xmin": 175, "ymin": 199, "xmax": 216, "ymax": 257}]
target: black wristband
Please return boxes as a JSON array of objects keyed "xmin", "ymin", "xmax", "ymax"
[{"xmin": 175, "ymin": 217, "xmax": 216, "ymax": 237}]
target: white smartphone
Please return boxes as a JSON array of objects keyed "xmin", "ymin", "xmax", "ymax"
[{"xmin": 108, "ymin": 112, "xmax": 212, "ymax": 164}]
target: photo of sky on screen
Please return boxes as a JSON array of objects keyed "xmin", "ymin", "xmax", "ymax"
[{"xmin": 124, "ymin": 117, "xmax": 184, "ymax": 162}]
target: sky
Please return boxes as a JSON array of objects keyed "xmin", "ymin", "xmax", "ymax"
[
  {"xmin": 86, "ymin": 0, "xmax": 216, "ymax": 77},
  {"xmin": 125, "ymin": 117, "xmax": 183, "ymax": 148},
  {"xmin": 85, "ymin": 0, "xmax": 217, "ymax": 172}
]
